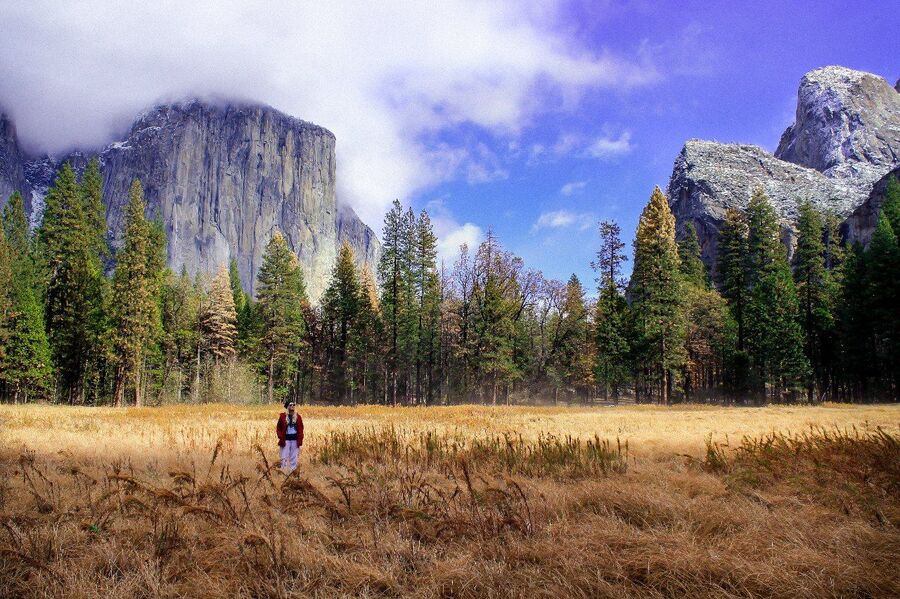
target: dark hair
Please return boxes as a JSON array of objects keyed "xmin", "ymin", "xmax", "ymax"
[{"xmin": 283, "ymin": 400, "xmax": 293, "ymax": 409}]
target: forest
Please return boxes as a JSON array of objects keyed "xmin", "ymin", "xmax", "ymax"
[{"xmin": 0, "ymin": 161, "xmax": 898, "ymax": 406}]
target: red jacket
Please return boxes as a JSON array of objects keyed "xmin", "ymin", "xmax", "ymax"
[{"xmin": 276, "ymin": 412, "xmax": 304, "ymax": 448}]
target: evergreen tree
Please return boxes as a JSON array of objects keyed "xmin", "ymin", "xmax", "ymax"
[
  {"xmin": 746, "ymin": 261, "xmax": 809, "ymax": 400},
  {"xmin": 837, "ymin": 243, "xmax": 872, "ymax": 399},
  {"xmin": 793, "ymin": 201, "xmax": 837, "ymax": 401},
  {"xmin": 256, "ymin": 231, "xmax": 307, "ymax": 403},
  {"xmin": 746, "ymin": 187, "xmax": 783, "ymax": 283},
  {"xmin": 200, "ymin": 265, "xmax": 238, "ymax": 362},
  {"xmin": 1, "ymin": 193, "xmax": 53, "ymax": 402},
  {"xmin": 159, "ymin": 267, "xmax": 201, "ymax": 402},
  {"xmin": 378, "ymin": 200, "xmax": 418, "ymax": 403},
  {"xmin": 717, "ymin": 208, "xmax": 749, "ymax": 349},
  {"xmin": 474, "ymin": 230, "xmax": 517, "ymax": 404},
  {"xmin": 110, "ymin": 180, "xmax": 160, "ymax": 407},
  {"xmin": 678, "ymin": 222, "xmax": 708, "ymax": 288},
  {"xmin": 744, "ymin": 189, "xmax": 808, "ymax": 400},
  {"xmin": 880, "ymin": 175, "xmax": 900, "ymax": 234},
  {"xmin": 630, "ymin": 187, "xmax": 686, "ymax": 404},
  {"xmin": 321, "ymin": 242, "xmax": 361, "ymax": 403},
  {"xmin": 80, "ymin": 159, "xmax": 109, "ymax": 260},
  {"xmin": 592, "ymin": 220, "xmax": 630, "ymax": 399},
  {"xmin": 864, "ymin": 213, "xmax": 899, "ymax": 398},
  {"xmin": 3, "ymin": 192, "xmax": 30, "ymax": 267},
  {"xmin": 415, "ymin": 210, "xmax": 441, "ymax": 404},
  {"xmin": 551, "ymin": 274, "xmax": 594, "ymax": 399},
  {"xmin": 4, "ymin": 283, "xmax": 53, "ymax": 402},
  {"xmin": 38, "ymin": 163, "xmax": 105, "ymax": 403},
  {"xmin": 229, "ymin": 257, "xmax": 247, "ymax": 315}
]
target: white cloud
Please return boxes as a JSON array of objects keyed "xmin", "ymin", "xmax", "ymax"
[
  {"xmin": 560, "ymin": 180, "xmax": 587, "ymax": 196},
  {"xmin": 426, "ymin": 198, "xmax": 485, "ymax": 264},
  {"xmin": 532, "ymin": 209, "xmax": 595, "ymax": 232},
  {"xmin": 586, "ymin": 131, "xmax": 633, "ymax": 159},
  {"xmin": 529, "ymin": 129, "xmax": 633, "ymax": 164},
  {"xmin": 0, "ymin": 1, "xmax": 657, "ymax": 229}
]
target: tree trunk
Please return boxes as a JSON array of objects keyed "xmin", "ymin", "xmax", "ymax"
[
  {"xmin": 113, "ymin": 364, "xmax": 126, "ymax": 407},
  {"xmin": 268, "ymin": 347, "xmax": 275, "ymax": 404},
  {"xmin": 134, "ymin": 349, "xmax": 143, "ymax": 408}
]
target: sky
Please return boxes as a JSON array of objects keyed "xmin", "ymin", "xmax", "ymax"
[{"xmin": 0, "ymin": 0, "xmax": 897, "ymax": 289}]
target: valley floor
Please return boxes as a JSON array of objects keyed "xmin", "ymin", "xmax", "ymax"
[{"xmin": 1, "ymin": 403, "xmax": 898, "ymax": 597}]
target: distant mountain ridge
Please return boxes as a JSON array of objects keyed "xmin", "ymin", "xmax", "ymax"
[
  {"xmin": 668, "ymin": 65, "xmax": 900, "ymax": 276},
  {"xmin": 0, "ymin": 100, "xmax": 381, "ymax": 301}
]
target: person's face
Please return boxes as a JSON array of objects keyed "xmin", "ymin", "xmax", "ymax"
[{"xmin": 287, "ymin": 402, "xmax": 295, "ymax": 414}]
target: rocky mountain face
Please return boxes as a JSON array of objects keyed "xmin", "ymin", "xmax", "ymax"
[
  {"xmin": 842, "ymin": 165, "xmax": 900, "ymax": 246},
  {"xmin": 0, "ymin": 113, "xmax": 30, "ymax": 212},
  {"xmin": 0, "ymin": 101, "xmax": 381, "ymax": 301},
  {"xmin": 668, "ymin": 66, "xmax": 900, "ymax": 278}
]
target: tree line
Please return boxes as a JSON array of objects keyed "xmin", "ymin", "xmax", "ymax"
[{"xmin": 0, "ymin": 162, "xmax": 897, "ymax": 405}]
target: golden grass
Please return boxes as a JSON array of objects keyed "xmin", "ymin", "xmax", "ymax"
[{"xmin": 1, "ymin": 403, "xmax": 898, "ymax": 598}]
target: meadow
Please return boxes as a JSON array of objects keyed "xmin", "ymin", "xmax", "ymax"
[{"xmin": 1, "ymin": 403, "xmax": 898, "ymax": 598}]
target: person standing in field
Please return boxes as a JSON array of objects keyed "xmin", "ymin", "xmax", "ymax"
[{"xmin": 276, "ymin": 400, "xmax": 303, "ymax": 473}]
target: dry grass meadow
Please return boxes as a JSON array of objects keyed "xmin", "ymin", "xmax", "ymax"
[{"xmin": 1, "ymin": 402, "xmax": 898, "ymax": 598}]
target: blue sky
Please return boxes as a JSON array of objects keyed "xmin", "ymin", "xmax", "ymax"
[
  {"xmin": 1, "ymin": 0, "xmax": 897, "ymax": 290},
  {"xmin": 407, "ymin": 1, "xmax": 898, "ymax": 288}
]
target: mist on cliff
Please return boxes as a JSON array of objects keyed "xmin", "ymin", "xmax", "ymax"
[{"xmin": 0, "ymin": 0, "xmax": 652, "ymax": 226}]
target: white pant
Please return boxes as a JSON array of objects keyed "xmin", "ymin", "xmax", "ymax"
[{"xmin": 280, "ymin": 440, "xmax": 300, "ymax": 472}]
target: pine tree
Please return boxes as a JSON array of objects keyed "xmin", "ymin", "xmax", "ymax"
[
  {"xmin": 322, "ymin": 242, "xmax": 361, "ymax": 403},
  {"xmin": 864, "ymin": 213, "xmax": 899, "ymax": 398},
  {"xmin": 592, "ymin": 221, "xmax": 630, "ymax": 400},
  {"xmin": 228, "ymin": 257, "xmax": 247, "ymax": 315},
  {"xmin": 553, "ymin": 274, "xmax": 594, "ymax": 399},
  {"xmin": 744, "ymin": 189, "xmax": 808, "ymax": 400},
  {"xmin": 4, "ymin": 283, "xmax": 53, "ymax": 402},
  {"xmin": 378, "ymin": 200, "xmax": 418, "ymax": 403},
  {"xmin": 474, "ymin": 230, "xmax": 517, "ymax": 404},
  {"xmin": 200, "ymin": 265, "xmax": 238, "ymax": 362},
  {"xmin": 746, "ymin": 261, "xmax": 809, "ymax": 400},
  {"xmin": 110, "ymin": 180, "xmax": 160, "ymax": 407},
  {"xmin": 2, "ymin": 194, "xmax": 53, "ymax": 402},
  {"xmin": 746, "ymin": 187, "xmax": 783, "ymax": 283},
  {"xmin": 717, "ymin": 208, "xmax": 749, "ymax": 349},
  {"xmin": 415, "ymin": 210, "xmax": 441, "ymax": 404},
  {"xmin": 630, "ymin": 187, "xmax": 685, "ymax": 404},
  {"xmin": 678, "ymin": 222, "xmax": 708, "ymax": 288},
  {"xmin": 880, "ymin": 175, "xmax": 900, "ymax": 234},
  {"xmin": 793, "ymin": 201, "xmax": 836, "ymax": 402},
  {"xmin": 159, "ymin": 267, "xmax": 201, "ymax": 402},
  {"xmin": 837, "ymin": 243, "xmax": 872, "ymax": 399},
  {"xmin": 80, "ymin": 159, "xmax": 108, "ymax": 260},
  {"xmin": 3, "ymin": 192, "xmax": 30, "ymax": 267},
  {"xmin": 256, "ymin": 231, "xmax": 307, "ymax": 403},
  {"xmin": 40, "ymin": 163, "xmax": 96, "ymax": 402}
]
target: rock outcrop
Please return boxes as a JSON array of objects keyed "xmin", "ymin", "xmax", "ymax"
[
  {"xmin": 841, "ymin": 165, "xmax": 900, "ymax": 246},
  {"xmin": 667, "ymin": 140, "xmax": 861, "ymax": 271},
  {"xmin": 0, "ymin": 113, "xmax": 30, "ymax": 212},
  {"xmin": 775, "ymin": 66, "xmax": 900, "ymax": 185},
  {"xmin": 668, "ymin": 66, "xmax": 900, "ymax": 278},
  {"xmin": 5, "ymin": 101, "xmax": 380, "ymax": 302}
]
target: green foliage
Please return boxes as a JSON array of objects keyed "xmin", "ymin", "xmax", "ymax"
[
  {"xmin": 592, "ymin": 221, "xmax": 630, "ymax": 399},
  {"xmin": 110, "ymin": 180, "xmax": 162, "ymax": 406},
  {"xmin": 630, "ymin": 187, "xmax": 686, "ymax": 403},
  {"xmin": 38, "ymin": 162, "xmax": 110, "ymax": 403},
  {"xmin": 322, "ymin": 242, "xmax": 363, "ymax": 403},
  {"xmin": 678, "ymin": 222, "xmax": 708, "ymax": 288},
  {"xmin": 256, "ymin": 231, "xmax": 307, "ymax": 402}
]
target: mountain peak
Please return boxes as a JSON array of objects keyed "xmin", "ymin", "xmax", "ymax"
[{"xmin": 775, "ymin": 66, "xmax": 900, "ymax": 180}]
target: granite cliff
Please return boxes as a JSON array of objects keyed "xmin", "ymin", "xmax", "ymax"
[
  {"xmin": 668, "ymin": 66, "xmax": 900, "ymax": 277},
  {"xmin": 0, "ymin": 101, "xmax": 381, "ymax": 301}
]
